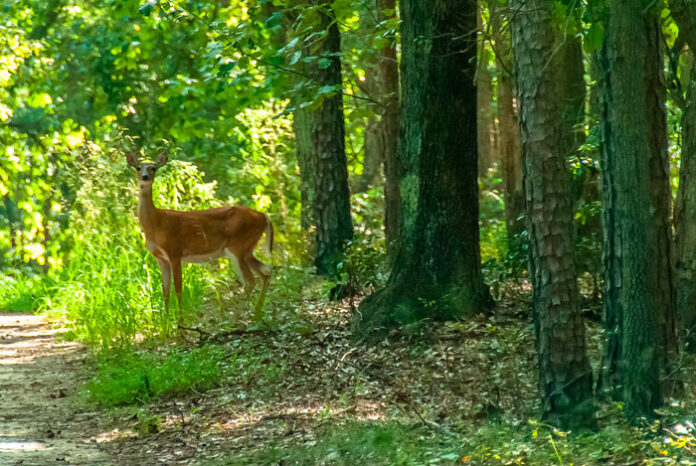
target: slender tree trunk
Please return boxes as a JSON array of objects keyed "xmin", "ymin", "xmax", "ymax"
[
  {"xmin": 378, "ymin": 0, "xmax": 401, "ymax": 249},
  {"xmin": 477, "ymin": 11, "xmax": 495, "ymax": 177},
  {"xmin": 645, "ymin": 23, "xmax": 677, "ymax": 365},
  {"xmin": 289, "ymin": 3, "xmax": 354, "ymax": 275},
  {"xmin": 676, "ymin": 69, "xmax": 696, "ymax": 348},
  {"xmin": 293, "ymin": 107, "xmax": 317, "ymax": 231},
  {"xmin": 492, "ymin": 8, "xmax": 524, "ymax": 245},
  {"xmin": 310, "ymin": 6, "xmax": 354, "ymax": 275},
  {"xmin": 356, "ymin": 1, "xmax": 383, "ymax": 193},
  {"xmin": 511, "ymin": 0, "xmax": 595, "ymax": 429},
  {"xmin": 598, "ymin": 1, "xmax": 663, "ymax": 418},
  {"xmin": 354, "ymin": 0, "xmax": 489, "ymax": 335},
  {"xmin": 670, "ymin": 0, "xmax": 696, "ymax": 349},
  {"xmin": 558, "ymin": 34, "xmax": 586, "ymax": 154}
]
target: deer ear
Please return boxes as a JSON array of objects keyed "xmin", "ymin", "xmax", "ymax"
[
  {"xmin": 125, "ymin": 151, "xmax": 139, "ymax": 168},
  {"xmin": 155, "ymin": 153, "xmax": 169, "ymax": 169}
]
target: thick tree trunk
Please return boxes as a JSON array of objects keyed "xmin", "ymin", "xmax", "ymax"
[
  {"xmin": 492, "ymin": 9, "xmax": 524, "ymax": 246},
  {"xmin": 354, "ymin": 0, "xmax": 489, "ymax": 335},
  {"xmin": 511, "ymin": 0, "xmax": 595, "ymax": 429},
  {"xmin": 598, "ymin": 2, "xmax": 663, "ymax": 418}
]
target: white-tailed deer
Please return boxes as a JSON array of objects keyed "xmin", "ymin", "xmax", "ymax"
[{"xmin": 125, "ymin": 152, "xmax": 273, "ymax": 327}]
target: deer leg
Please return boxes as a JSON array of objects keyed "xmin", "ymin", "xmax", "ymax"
[
  {"xmin": 247, "ymin": 254, "xmax": 271, "ymax": 321},
  {"xmin": 171, "ymin": 257, "xmax": 183, "ymax": 328},
  {"xmin": 157, "ymin": 258, "xmax": 172, "ymax": 324}
]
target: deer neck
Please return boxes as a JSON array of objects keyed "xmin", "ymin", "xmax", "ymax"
[{"xmin": 137, "ymin": 184, "xmax": 159, "ymax": 237}]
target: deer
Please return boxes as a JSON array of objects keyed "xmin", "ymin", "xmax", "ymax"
[{"xmin": 125, "ymin": 151, "xmax": 273, "ymax": 329}]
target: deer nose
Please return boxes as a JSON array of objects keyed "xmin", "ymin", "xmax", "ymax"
[{"xmin": 142, "ymin": 174, "xmax": 149, "ymax": 181}]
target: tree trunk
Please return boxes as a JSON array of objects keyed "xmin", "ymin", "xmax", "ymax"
[
  {"xmin": 293, "ymin": 106, "xmax": 317, "ymax": 231},
  {"xmin": 492, "ymin": 8, "xmax": 524, "ymax": 246},
  {"xmin": 355, "ymin": 1, "xmax": 383, "ymax": 193},
  {"xmin": 378, "ymin": 0, "xmax": 401, "ymax": 248},
  {"xmin": 289, "ymin": 3, "xmax": 354, "ymax": 275},
  {"xmin": 598, "ymin": 1, "xmax": 663, "ymax": 418},
  {"xmin": 511, "ymin": 0, "xmax": 595, "ymax": 429},
  {"xmin": 353, "ymin": 0, "xmax": 489, "ymax": 335},
  {"xmin": 558, "ymin": 34, "xmax": 586, "ymax": 154},
  {"xmin": 676, "ymin": 69, "xmax": 696, "ymax": 348},
  {"xmin": 670, "ymin": 0, "xmax": 696, "ymax": 349},
  {"xmin": 477, "ymin": 10, "xmax": 495, "ymax": 177},
  {"xmin": 645, "ymin": 22, "xmax": 677, "ymax": 365},
  {"xmin": 310, "ymin": 6, "xmax": 354, "ymax": 276}
]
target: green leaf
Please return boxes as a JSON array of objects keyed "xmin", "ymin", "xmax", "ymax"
[
  {"xmin": 584, "ymin": 23, "xmax": 605, "ymax": 53},
  {"xmin": 289, "ymin": 50, "xmax": 302, "ymax": 65},
  {"xmin": 137, "ymin": 1, "xmax": 158, "ymax": 17},
  {"xmin": 317, "ymin": 58, "xmax": 331, "ymax": 69}
]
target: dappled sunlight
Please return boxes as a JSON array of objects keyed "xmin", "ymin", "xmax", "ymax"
[
  {"xmin": 0, "ymin": 314, "xmax": 108, "ymax": 464},
  {"xmin": 0, "ymin": 441, "xmax": 48, "ymax": 452}
]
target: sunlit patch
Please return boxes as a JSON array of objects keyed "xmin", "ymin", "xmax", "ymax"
[{"xmin": 0, "ymin": 441, "xmax": 47, "ymax": 452}]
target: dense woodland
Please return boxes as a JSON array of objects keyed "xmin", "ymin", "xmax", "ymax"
[{"xmin": 4, "ymin": 0, "xmax": 696, "ymax": 464}]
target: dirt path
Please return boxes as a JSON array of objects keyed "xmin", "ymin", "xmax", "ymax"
[{"xmin": 0, "ymin": 314, "xmax": 111, "ymax": 466}]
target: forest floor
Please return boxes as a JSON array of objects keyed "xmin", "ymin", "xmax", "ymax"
[{"xmin": 3, "ymin": 292, "xmax": 695, "ymax": 465}]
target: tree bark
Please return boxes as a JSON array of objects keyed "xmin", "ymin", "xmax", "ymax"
[
  {"xmin": 293, "ymin": 106, "xmax": 317, "ymax": 231},
  {"xmin": 477, "ymin": 11, "xmax": 495, "ymax": 177},
  {"xmin": 492, "ymin": 7, "xmax": 524, "ymax": 246},
  {"xmin": 510, "ymin": 0, "xmax": 595, "ymax": 429},
  {"xmin": 289, "ymin": 3, "xmax": 354, "ymax": 275},
  {"xmin": 310, "ymin": 6, "xmax": 354, "ymax": 276},
  {"xmin": 378, "ymin": 0, "xmax": 401, "ymax": 248},
  {"xmin": 355, "ymin": 1, "xmax": 383, "ymax": 193},
  {"xmin": 353, "ymin": 0, "xmax": 489, "ymax": 335},
  {"xmin": 598, "ymin": 1, "xmax": 663, "ymax": 418},
  {"xmin": 670, "ymin": 0, "xmax": 696, "ymax": 349}
]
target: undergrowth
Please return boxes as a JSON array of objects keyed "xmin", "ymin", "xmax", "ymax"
[{"xmin": 82, "ymin": 343, "xmax": 286, "ymax": 407}]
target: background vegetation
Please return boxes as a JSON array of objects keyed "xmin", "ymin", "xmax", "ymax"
[{"xmin": 2, "ymin": 0, "xmax": 696, "ymax": 463}]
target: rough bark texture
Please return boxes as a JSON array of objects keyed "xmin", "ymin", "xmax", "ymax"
[
  {"xmin": 290, "ymin": 4, "xmax": 354, "ymax": 275},
  {"xmin": 310, "ymin": 6, "xmax": 354, "ymax": 276},
  {"xmin": 492, "ymin": 9, "xmax": 524, "ymax": 245},
  {"xmin": 670, "ymin": 0, "xmax": 696, "ymax": 349},
  {"xmin": 510, "ymin": 0, "xmax": 595, "ymax": 429},
  {"xmin": 598, "ymin": 1, "xmax": 662, "ymax": 418},
  {"xmin": 353, "ymin": 0, "xmax": 489, "ymax": 335},
  {"xmin": 645, "ymin": 21, "xmax": 677, "ymax": 365}
]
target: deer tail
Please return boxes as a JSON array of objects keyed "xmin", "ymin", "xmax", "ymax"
[{"xmin": 264, "ymin": 214, "xmax": 274, "ymax": 263}]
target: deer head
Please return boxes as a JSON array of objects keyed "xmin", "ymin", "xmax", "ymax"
[{"xmin": 126, "ymin": 152, "xmax": 168, "ymax": 186}]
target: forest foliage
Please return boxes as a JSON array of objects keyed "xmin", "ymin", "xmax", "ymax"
[{"xmin": 3, "ymin": 0, "xmax": 696, "ymax": 463}]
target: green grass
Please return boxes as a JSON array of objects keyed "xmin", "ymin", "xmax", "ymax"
[
  {"xmin": 225, "ymin": 421, "xmax": 462, "ymax": 466},
  {"xmin": 83, "ymin": 344, "xmax": 232, "ymax": 407},
  {"xmin": 0, "ymin": 273, "xmax": 45, "ymax": 312},
  {"xmin": 82, "ymin": 342, "xmax": 287, "ymax": 407}
]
